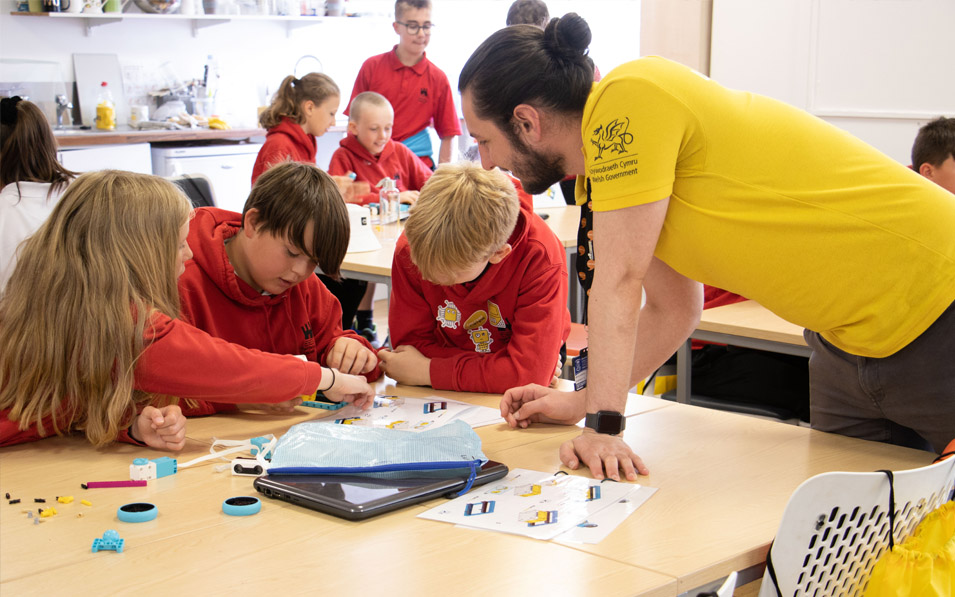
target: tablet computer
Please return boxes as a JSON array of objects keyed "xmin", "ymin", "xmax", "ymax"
[{"xmin": 253, "ymin": 460, "xmax": 508, "ymax": 521}]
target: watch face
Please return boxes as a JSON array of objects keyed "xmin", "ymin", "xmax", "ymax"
[{"xmin": 587, "ymin": 410, "xmax": 625, "ymax": 435}]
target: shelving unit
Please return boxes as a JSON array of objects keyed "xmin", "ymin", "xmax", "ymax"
[{"xmin": 9, "ymin": 11, "xmax": 346, "ymax": 37}]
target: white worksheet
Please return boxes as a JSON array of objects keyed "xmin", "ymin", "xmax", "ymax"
[
  {"xmin": 418, "ymin": 468, "xmax": 652, "ymax": 541},
  {"xmin": 331, "ymin": 395, "xmax": 504, "ymax": 432}
]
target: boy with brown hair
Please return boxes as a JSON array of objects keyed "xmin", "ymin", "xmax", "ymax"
[
  {"xmin": 178, "ymin": 161, "xmax": 381, "ymax": 415},
  {"xmin": 912, "ymin": 116, "xmax": 955, "ymax": 194},
  {"xmin": 346, "ymin": 0, "xmax": 460, "ymax": 169},
  {"xmin": 379, "ymin": 162, "xmax": 570, "ymax": 393}
]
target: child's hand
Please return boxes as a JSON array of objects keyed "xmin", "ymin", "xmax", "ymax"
[
  {"xmin": 378, "ymin": 345, "xmax": 431, "ymax": 387},
  {"xmin": 324, "ymin": 370, "xmax": 375, "ymax": 410},
  {"xmin": 551, "ymin": 354, "xmax": 564, "ymax": 387},
  {"xmin": 330, "ymin": 176, "xmax": 371, "ymax": 204},
  {"xmin": 398, "ymin": 190, "xmax": 419, "ymax": 205},
  {"xmin": 500, "ymin": 384, "xmax": 586, "ymax": 428},
  {"xmin": 327, "ymin": 337, "xmax": 379, "ymax": 375},
  {"xmin": 132, "ymin": 405, "xmax": 186, "ymax": 451}
]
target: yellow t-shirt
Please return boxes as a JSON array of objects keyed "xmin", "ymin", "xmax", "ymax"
[{"xmin": 580, "ymin": 56, "xmax": 955, "ymax": 358}]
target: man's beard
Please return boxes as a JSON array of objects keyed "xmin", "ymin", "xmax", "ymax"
[{"xmin": 506, "ymin": 128, "xmax": 568, "ymax": 195}]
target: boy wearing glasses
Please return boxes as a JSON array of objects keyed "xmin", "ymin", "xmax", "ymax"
[{"xmin": 346, "ymin": 0, "xmax": 460, "ymax": 170}]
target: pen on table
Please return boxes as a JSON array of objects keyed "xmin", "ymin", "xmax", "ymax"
[{"xmin": 82, "ymin": 480, "xmax": 148, "ymax": 489}]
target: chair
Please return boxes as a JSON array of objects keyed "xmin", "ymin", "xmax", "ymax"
[
  {"xmin": 168, "ymin": 173, "xmax": 216, "ymax": 209},
  {"xmin": 716, "ymin": 571, "xmax": 738, "ymax": 597},
  {"xmin": 693, "ymin": 570, "xmax": 737, "ymax": 597},
  {"xmin": 758, "ymin": 456, "xmax": 955, "ymax": 596}
]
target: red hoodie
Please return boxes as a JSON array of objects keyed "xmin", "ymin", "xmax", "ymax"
[
  {"xmin": 327, "ymin": 134, "xmax": 433, "ymax": 205},
  {"xmin": 389, "ymin": 200, "xmax": 570, "ymax": 393},
  {"xmin": 1, "ymin": 312, "xmax": 326, "ymax": 446},
  {"xmin": 177, "ymin": 208, "xmax": 381, "ymax": 415},
  {"xmin": 251, "ymin": 117, "xmax": 317, "ymax": 184}
]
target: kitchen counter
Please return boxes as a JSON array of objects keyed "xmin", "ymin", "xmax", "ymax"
[{"xmin": 54, "ymin": 126, "xmax": 267, "ymax": 148}]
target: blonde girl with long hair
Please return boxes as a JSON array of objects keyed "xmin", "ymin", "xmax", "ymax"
[
  {"xmin": 0, "ymin": 170, "xmax": 373, "ymax": 450},
  {"xmin": 251, "ymin": 72, "xmax": 341, "ymax": 184}
]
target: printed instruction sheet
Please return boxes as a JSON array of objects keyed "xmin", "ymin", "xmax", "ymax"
[
  {"xmin": 331, "ymin": 395, "xmax": 504, "ymax": 432},
  {"xmin": 418, "ymin": 468, "xmax": 656, "ymax": 542}
]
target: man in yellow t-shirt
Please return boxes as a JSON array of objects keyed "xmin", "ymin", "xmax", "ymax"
[{"xmin": 459, "ymin": 15, "xmax": 955, "ymax": 481}]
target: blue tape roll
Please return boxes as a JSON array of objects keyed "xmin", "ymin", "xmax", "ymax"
[
  {"xmin": 222, "ymin": 496, "xmax": 261, "ymax": 516},
  {"xmin": 117, "ymin": 502, "xmax": 157, "ymax": 523}
]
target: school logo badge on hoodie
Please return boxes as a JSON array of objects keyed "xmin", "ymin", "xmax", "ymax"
[{"xmin": 300, "ymin": 322, "xmax": 316, "ymax": 357}]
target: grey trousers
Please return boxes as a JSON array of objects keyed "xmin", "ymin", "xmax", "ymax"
[{"xmin": 805, "ymin": 300, "xmax": 955, "ymax": 453}]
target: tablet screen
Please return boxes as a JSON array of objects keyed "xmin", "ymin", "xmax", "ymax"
[{"xmin": 254, "ymin": 461, "xmax": 508, "ymax": 520}]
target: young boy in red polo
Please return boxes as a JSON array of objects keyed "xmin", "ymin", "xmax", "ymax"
[
  {"xmin": 328, "ymin": 92, "xmax": 433, "ymax": 205},
  {"xmin": 346, "ymin": 0, "xmax": 460, "ymax": 169},
  {"xmin": 379, "ymin": 162, "xmax": 570, "ymax": 394},
  {"xmin": 177, "ymin": 161, "xmax": 381, "ymax": 415}
]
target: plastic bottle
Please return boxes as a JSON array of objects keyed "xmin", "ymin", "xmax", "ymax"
[
  {"xmin": 95, "ymin": 81, "xmax": 115, "ymax": 130},
  {"xmin": 201, "ymin": 55, "xmax": 219, "ymax": 116},
  {"xmin": 378, "ymin": 177, "xmax": 400, "ymax": 241}
]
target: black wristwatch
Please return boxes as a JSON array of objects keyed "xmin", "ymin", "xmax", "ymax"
[{"xmin": 584, "ymin": 410, "xmax": 626, "ymax": 435}]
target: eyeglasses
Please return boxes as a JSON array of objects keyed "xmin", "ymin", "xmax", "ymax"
[{"xmin": 396, "ymin": 20, "xmax": 433, "ymax": 34}]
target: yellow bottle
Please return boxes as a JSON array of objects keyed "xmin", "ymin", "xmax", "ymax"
[{"xmin": 95, "ymin": 81, "xmax": 115, "ymax": 131}]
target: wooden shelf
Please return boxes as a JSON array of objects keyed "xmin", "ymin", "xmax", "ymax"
[{"xmin": 9, "ymin": 10, "xmax": 347, "ymax": 36}]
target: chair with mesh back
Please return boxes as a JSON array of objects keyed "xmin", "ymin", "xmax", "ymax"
[
  {"xmin": 168, "ymin": 174, "xmax": 216, "ymax": 209},
  {"xmin": 758, "ymin": 456, "xmax": 955, "ymax": 596}
]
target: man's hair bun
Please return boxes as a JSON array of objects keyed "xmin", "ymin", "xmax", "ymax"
[{"xmin": 542, "ymin": 13, "xmax": 592, "ymax": 63}]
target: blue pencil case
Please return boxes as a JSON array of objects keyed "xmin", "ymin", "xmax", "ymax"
[{"xmin": 269, "ymin": 419, "xmax": 486, "ymax": 475}]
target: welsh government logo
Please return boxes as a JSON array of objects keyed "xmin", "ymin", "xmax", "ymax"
[{"xmin": 590, "ymin": 117, "xmax": 633, "ymax": 161}]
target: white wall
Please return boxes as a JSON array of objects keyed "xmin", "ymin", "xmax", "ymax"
[
  {"xmin": 710, "ymin": 0, "xmax": 955, "ymax": 165},
  {"xmin": 0, "ymin": 1, "xmax": 641, "ymax": 130}
]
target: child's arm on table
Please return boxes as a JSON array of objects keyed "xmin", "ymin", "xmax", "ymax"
[
  {"xmin": 323, "ymin": 368, "xmax": 375, "ymax": 409},
  {"xmin": 378, "ymin": 345, "xmax": 431, "ymax": 386},
  {"xmin": 1, "ymin": 403, "xmax": 186, "ymax": 450},
  {"xmin": 136, "ymin": 314, "xmax": 373, "ymax": 409},
  {"xmin": 398, "ymin": 190, "xmax": 419, "ymax": 204},
  {"xmin": 327, "ymin": 154, "xmax": 374, "ymax": 204},
  {"xmin": 326, "ymin": 337, "xmax": 379, "ymax": 375},
  {"xmin": 308, "ymin": 280, "xmax": 382, "ymax": 379},
  {"xmin": 126, "ymin": 405, "xmax": 186, "ymax": 451}
]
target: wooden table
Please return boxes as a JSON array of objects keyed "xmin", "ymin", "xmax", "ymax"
[
  {"xmin": 0, "ymin": 379, "xmax": 672, "ymax": 596},
  {"xmin": 676, "ymin": 300, "xmax": 811, "ymax": 404},
  {"xmin": 1, "ymin": 378, "xmax": 931, "ymax": 595},
  {"xmin": 493, "ymin": 400, "xmax": 932, "ymax": 593},
  {"xmin": 338, "ymin": 205, "xmax": 585, "ymax": 321}
]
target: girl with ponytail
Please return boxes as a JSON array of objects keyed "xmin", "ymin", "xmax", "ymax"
[{"xmin": 251, "ymin": 73, "xmax": 341, "ymax": 184}]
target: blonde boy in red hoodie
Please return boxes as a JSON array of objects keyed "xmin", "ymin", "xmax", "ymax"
[
  {"xmin": 178, "ymin": 161, "xmax": 381, "ymax": 415},
  {"xmin": 379, "ymin": 162, "xmax": 570, "ymax": 393},
  {"xmin": 328, "ymin": 91, "xmax": 433, "ymax": 206}
]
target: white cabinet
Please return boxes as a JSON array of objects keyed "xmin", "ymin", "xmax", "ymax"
[
  {"xmin": 151, "ymin": 143, "xmax": 263, "ymax": 213},
  {"xmin": 58, "ymin": 143, "xmax": 153, "ymax": 174}
]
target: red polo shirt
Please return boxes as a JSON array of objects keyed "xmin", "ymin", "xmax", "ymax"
[{"xmin": 346, "ymin": 47, "xmax": 462, "ymax": 142}]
